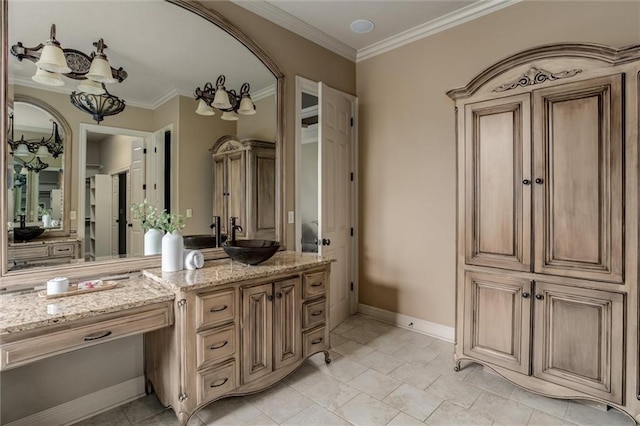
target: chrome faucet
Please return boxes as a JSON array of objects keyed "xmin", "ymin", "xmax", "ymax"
[
  {"xmin": 19, "ymin": 214, "xmax": 26, "ymax": 229},
  {"xmin": 210, "ymin": 216, "xmax": 222, "ymax": 247},
  {"xmin": 229, "ymin": 217, "xmax": 243, "ymax": 243}
]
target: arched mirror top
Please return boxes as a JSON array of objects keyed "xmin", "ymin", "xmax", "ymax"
[{"xmin": 1, "ymin": 0, "xmax": 285, "ymax": 288}]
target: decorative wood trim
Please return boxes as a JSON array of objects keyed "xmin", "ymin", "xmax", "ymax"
[
  {"xmin": 446, "ymin": 43, "xmax": 640, "ymax": 100},
  {"xmin": 493, "ymin": 67, "xmax": 582, "ymax": 92}
]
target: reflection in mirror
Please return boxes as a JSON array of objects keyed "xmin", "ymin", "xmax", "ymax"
[{"xmin": 5, "ymin": 0, "xmax": 280, "ymax": 276}]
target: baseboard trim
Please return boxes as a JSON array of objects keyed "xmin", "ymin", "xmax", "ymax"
[
  {"xmin": 6, "ymin": 376, "xmax": 145, "ymax": 426},
  {"xmin": 357, "ymin": 303, "xmax": 454, "ymax": 342}
]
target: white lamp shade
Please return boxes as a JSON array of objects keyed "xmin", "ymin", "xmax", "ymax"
[
  {"xmin": 31, "ymin": 68, "xmax": 64, "ymax": 86},
  {"xmin": 238, "ymin": 97, "xmax": 256, "ymax": 115},
  {"xmin": 195, "ymin": 99, "xmax": 215, "ymax": 116},
  {"xmin": 221, "ymin": 111, "xmax": 239, "ymax": 121},
  {"xmin": 14, "ymin": 144, "xmax": 30, "ymax": 157},
  {"xmin": 212, "ymin": 89, "xmax": 231, "ymax": 109},
  {"xmin": 36, "ymin": 146, "xmax": 51, "ymax": 157},
  {"xmin": 77, "ymin": 78, "xmax": 106, "ymax": 95},
  {"xmin": 19, "ymin": 166, "xmax": 28, "ymax": 175},
  {"xmin": 35, "ymin": 42, "xmax": 71, "ymax": 74},
  {"xmin": 86, "ymin": 56, "xmax": 117, "ymax": 83}
]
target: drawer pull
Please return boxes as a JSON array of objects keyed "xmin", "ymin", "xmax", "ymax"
[
  {"xmin": 311, "ymin": 310, "xmax": 323, "ymax": 317},
  {"xmin": 57, "ymin": 248, "xmax": 71, "ymax": 252},
  {"xmin": 83, "ymin": 331, "xmax": 112, "ymax": 341},
  {"xmin": 310, "ymin": 283, "xmax": 323, "ymax": 288},
  {"xmin": 210, "ymin": 378, "xmax": 228, "ymax": 388},
  {"xmin": 311, "ymin": 337, "xmax": 323, "ymax": 345},
  {"xmin": 210, "ymin": 305, "xmax": 228, "ymax": 313},
  {"xmin": 209, "ymin": 340, "xmax": 229, "ymax": 350}
]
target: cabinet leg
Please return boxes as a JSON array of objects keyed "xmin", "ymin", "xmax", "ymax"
[
  {"xmin": 323, "ymin": 350, "xmax": 331, "ymax": 364},
  {"xmin": 144, "ymin": 378, "xmax": 154, "ymax": 396},
  {"xmin": 454, "ymin": 360, "xmax": 461, "ymax": 372},
  {"xmin": 177, "ymin": 411, "xmax": 190, "ymax": 426}
]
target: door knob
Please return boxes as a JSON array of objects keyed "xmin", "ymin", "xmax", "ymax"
[
  {"xmin": 535, "ymin": 178, "xmax": 544, "ymax": 184},
  {"xmin": 322, "ymin": 238, "xmax": 331, "ymax": 246},
  {"xmin": 127, "ymin": 223, "xmax": 133, "ymax": 228},
  {"xmin": 535, "ymin": 294, "xmax": 544, "ymax": 300},
  {"xmin": 522, "ymin": 179, "xmax": 531, "ymax": 185},
  {"xmin": 522, "ymin": 292, "xmax": 530, "ymax": 298}
]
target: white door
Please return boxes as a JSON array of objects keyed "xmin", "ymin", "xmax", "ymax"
[
  {"xmin": 111, "ymin": 176, "xmax": 119, "ymax": 256},
  {"xmin": 318, "ymin": 82, "xmax": 354, "ymax": 329},
  {"xmin": 130, "ymin": 138, "xmax": 146, "ymax": 256}
]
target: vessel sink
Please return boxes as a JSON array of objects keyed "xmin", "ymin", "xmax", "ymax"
[
  {"xmin": 222, "ymin": 239, "xmax": 280, "ymax": 265},
  {"xmin": 184, "ymin": 234, "xmax": 227, "ymax": 249},
  {"xmin": 13, "ymin": 226, "xmax": 45, "ymax": 242}
]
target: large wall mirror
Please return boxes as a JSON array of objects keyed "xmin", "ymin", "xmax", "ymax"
[{"xmin": 1, "ymin": 0, "xmax": 283, "ymax": 287}]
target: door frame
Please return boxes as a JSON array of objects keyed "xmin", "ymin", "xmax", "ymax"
[
  {"xmin": 294, "ymin": 75, "xmax": 359, "ymax": 315},
  {"xmin": 77, "ymin": 124, "xmax": 152, "ymax": 243}
]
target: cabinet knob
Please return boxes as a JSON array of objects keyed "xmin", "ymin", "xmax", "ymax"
[
  {"xmin": 522, "ymin": 292, "xmax": 530, "ymax": 298},
  {"xmin": 535, "ymin": 178, "xmax": 544, "ymax": 184},
  {"xmin": 276, "ymin": 292, "xmax": 282, "ymax": 299},
  {"xmin": 522, "ymin": 179, "xmax": 531, "ymax": 185},
  {"xmin": 535, "ymin": 294, "xmax": 544, "ymax": 300},
  {"xmin": 267, "ymin": 295, "xmax": 274, "ymax": 302}
]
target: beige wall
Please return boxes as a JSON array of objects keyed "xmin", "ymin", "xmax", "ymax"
[
  {"xmin": 100, "ymin": 134, "xmax": 135, "ymax": 175},
  {"xmin": 356, "ymin": 0, "xmax": 640, "ymax": 328},
  {"xmin": 237, "ymin": 93, "xmax": 277, "ymax": 141}
]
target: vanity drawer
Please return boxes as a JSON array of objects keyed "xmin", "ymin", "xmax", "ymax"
[
  {"xmin": 8, "ymin": 245, "xmax": 49, "ymax": 260},
  {"xmin": 303, "ymin": 271, "xmax": 326, "ymax": 299},
  {"xmin": 302, "ymin": 298, "xmax": 326, "ymax": 329},
  {"xmin": 1, "ymin": 304, "xmax": 172, "ymax": 370},
  {"xmin": 196, "ymin": 324, "xmax": 236, "ymax": 369},
  {"xmin": 197, "ymin": 289, "xmax": 235, "ymax": 329},
  {"xmin": 51, "ymin": 243, "xmax": 76, "ymax": 257},
  {"xmin": 303, "ymin": 325, "xmax": 328, "ymax": 357},
  {"xmin": 197, "ymin": 360, "xmax": 236, "ymax": 404}
]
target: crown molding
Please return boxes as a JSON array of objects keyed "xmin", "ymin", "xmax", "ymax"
[
  {"xmin": 357, "ymin": 0, "xmax": 522, "ymax": 62},
  {"xmin": 252, "ymin": 83, "xmax": 276, "ymax": 101},
  {"xmin": 230, "ymin": 0, "xmax": 357, "ymax": 62}
]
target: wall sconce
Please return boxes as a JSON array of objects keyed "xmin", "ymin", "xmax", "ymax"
[
  {"xmin": 7, "ymin": 113, "xmax": 63, "ymax": 160},
  {"xmin": 11, "ymin": 24, "xmax": 128, "ymax": 123},
  {"xmin": 194, "ymin": 75, "xmax": 256, "ymax": 121}
]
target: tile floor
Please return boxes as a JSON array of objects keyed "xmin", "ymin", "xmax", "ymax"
[{"xmin": 76, "ymin": 315, "xmax": 634, "ymax": 426}]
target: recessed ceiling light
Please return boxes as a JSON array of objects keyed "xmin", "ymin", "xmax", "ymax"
[{"xmin": 350, "ymin": 19, "xmax": 375, "ymax": 34}]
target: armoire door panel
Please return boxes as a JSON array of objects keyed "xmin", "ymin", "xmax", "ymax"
[
  {"xmin": 463, "ymin": 271, "xmax": 532, "ymax": 374},
  {"xmin": 465, "ymin": 94, "xmax": 532, "ymax": 272},
  {"xmin": 533, "ymin": 74, "xmax": 623, "ymax": 283},
  {"xmin": 533, "ymin": 282, "xmax": 624, "ymax": 403},
  {"xmin": 241, "ymin": 283, "xmax": 273, "ymax": 384},
  {"xmin": 227, "ymin": 151, "xmax": 247, "ymax": 237},
  {"xmin": 274, "ymin": 278, "xmax": 302, "ymax": 370}
]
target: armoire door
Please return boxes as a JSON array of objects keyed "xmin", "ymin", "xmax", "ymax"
[
  {"xmin": 532, "ymin": 281, "xmax": 624, "ymax": 403},
  {"xmin": 227, "ymin": 151, "xmax": 246, "ymax": 238},
  {"xmin": 273, "ymin": 278, "xmax": 301, "ymax": 370},
  {"xmin": 241, "ymin": 283, "xmax": 273, "ymax": 384},
  {"xmin": 212, "ymin": 154, "xmax": 226, "ymax": 232},
  {"xmin": 463, "ymin": 271, "xmax": 532, "ymax": 374},
  {"xmin": 533, "ymin": 74, "xmax": 623, "ymax": 283},
  {"xmin": 464, "ymin": 93, "xmax": 532, "ymax": 272}
]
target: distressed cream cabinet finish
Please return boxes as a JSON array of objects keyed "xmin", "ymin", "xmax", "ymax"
[
  {"xmin": 211, "ymin": 136, "xmax": 276, "ymax": 240},
  {"xmin": 144, "ymin": 264, "xmax": 331, "ymax": 426},
  {"xmin": 448, "ymin": 43, "xmax": 640, "ymax": 421}
]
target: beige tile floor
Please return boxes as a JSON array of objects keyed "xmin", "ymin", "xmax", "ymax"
[{"xmin": 75, "ymin": 315, "xmax": 634, "ymax": 426}]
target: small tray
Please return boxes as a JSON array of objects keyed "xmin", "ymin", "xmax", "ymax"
[{"xmin": 38, "ymin": 280, "xmax": 119, "ymax": 299}]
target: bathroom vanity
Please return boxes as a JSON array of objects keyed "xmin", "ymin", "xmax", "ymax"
[
  {"xmin": 0, "ymin": 252, "xmax": 331, "ymax": 426},
  {"xmin": 142, "ymin": 252, "xmax": 332, "ymax": 425},
  {"xmin": 7, "ymin": 238, "xmax": 82, "ymax": 270}
]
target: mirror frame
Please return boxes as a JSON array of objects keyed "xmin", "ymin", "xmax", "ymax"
[
  {"xmin": 10, "ymin": 94, "xmax": 73, "ymax": 239},
  {"xmin": 0, "ymin": 0, "xmax": 285, "ymax": 290}
]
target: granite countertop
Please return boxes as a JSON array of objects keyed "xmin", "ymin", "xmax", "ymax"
[
  {"xmin": 0, "ymin": 276, "xmax": 175, "ymax": 335},
  {"xmin": 144, "ymin": 251, "xmax": 334, "ymax": 292}
]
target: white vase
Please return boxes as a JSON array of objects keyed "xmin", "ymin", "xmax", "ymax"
[
  {"xmin": 162, "ymin": 230, "xmax": 184, "ymax": 272},
  {"xmin": 42, "ymin": 214, "xmax": 51, "ymax": 228},
  {"xmin": 144, "ymin": 228, "xmax": 163, "ymax": 255}
]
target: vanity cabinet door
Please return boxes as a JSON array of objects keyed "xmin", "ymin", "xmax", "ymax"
[
  {"xmin": 273, "ymin": 278, "xmax": 301, "ymax": 370},
  {"xmin": 241, "ymin": 283, "xmax": 273, "ymax": 384}
]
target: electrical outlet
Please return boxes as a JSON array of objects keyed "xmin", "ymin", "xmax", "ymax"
[
  {"xmin": 288, "ymin": 211, "xmax": 295, "ymax": 224},
  {"xmin": 70, "ymin": 211, "xmax": 76, "ymax": 220},
  {"xmin": 186, "ymin": 208, "xmax": 193, "ymax": 218}
]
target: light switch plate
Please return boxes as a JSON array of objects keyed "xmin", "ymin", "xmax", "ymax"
[
  {"xmin": 70, "ymin": 211, "xmax": 77, "ymax": 220},
  {"xmin": 186, "ymin": 208, "xmax": 193, "ymax": 218},
  {"xmin": 288, "ymin": 211, "xmax": 295, "ymax": 224}
]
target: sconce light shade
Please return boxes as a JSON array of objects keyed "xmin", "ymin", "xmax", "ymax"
[
  {"xmin": 36, "ymin": 145, "xmax": 51, "ymax": 157},
  {"xmin": 19, "ymin": 166, "xmax": 28, "ymax": 176},
  {"xmin": 14, "ymin": 144, "xmax": 31, "ymax": 157},
  {"xmin": 238, "ymin": 96, "xmax": 256, "ymax": 115},
  {"xmin": 77, "ymin": 78, "xmax": 106, "ymax": 95},
  {"xmin": 35, "ymin": 41, "xmax": 71, "ymax": 74},
  {"xmin": 195, "ymin": 99, "xmax": 215, "ymax": 116},
  {"xmin": 32, "ymin": 67, "xmax": 64, "ymax": 86},
  {"xmin": 70, "ymin": 90, "xmax": 126, "ymax": 123},
  {"xmin": 221, "ymin": 111, "xmax": 239, "ymax": 121},
  {"xmin": 213, "ymin": 88, "xmax": 232, "ymax": 110},
  {"xmin": 86, "ymin": 56, "xmax": 117, "ymax": 84}
]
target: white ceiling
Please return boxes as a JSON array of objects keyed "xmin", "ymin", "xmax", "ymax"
[
  {"xmin": 232, "ymin": 0, "xmax": 520, "ymax": 62},
  {"xmin": 8, "ymin": 1, "xmax": 275, "ymax": 110}
]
